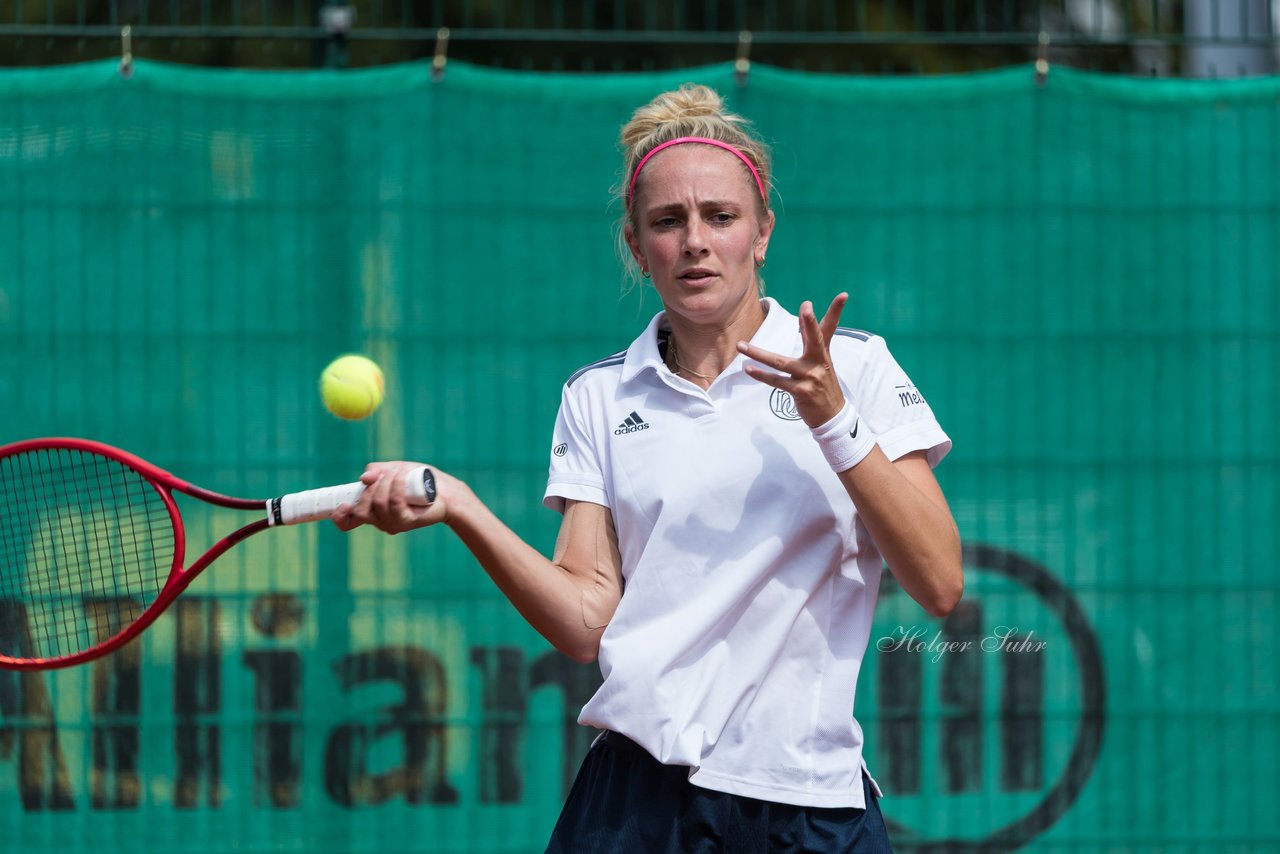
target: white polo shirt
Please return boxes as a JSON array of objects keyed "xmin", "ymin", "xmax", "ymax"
[{"xmin": 543, "ymin": 297, "xmax": 950, "ymax": 809}]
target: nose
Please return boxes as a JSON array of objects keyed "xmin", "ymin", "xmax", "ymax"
[{"xmin": 682, "ymin": 218, "xmax": 709, "ymax": 256}]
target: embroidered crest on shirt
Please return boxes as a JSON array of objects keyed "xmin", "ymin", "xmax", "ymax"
[{"xmin": 769, "ymin": 389, "xmax": 803, "ymax": 421}]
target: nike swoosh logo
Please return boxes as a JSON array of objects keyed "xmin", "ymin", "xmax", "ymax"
[{"xmin": 850, "ymin": 419, "xmax": 860, "ymax": 439}]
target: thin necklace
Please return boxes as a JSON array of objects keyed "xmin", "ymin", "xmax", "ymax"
[{"xmin": 668, "ymin": 337, "xmax": 714, "ymax": 381}]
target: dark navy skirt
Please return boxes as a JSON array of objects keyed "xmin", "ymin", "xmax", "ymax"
[{"xmin": 545, "ymin": 731, "xmax": 893, "ymax": 853}]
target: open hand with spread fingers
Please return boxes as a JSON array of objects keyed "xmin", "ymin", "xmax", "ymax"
[{"xmin": 737, "ymin": 292, "xmax": 850, "ymax": 429}]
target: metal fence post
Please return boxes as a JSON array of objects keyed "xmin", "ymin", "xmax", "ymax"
[{"xmin": 317, "ymin": 1, "xmax": 355, "ymax": 69}]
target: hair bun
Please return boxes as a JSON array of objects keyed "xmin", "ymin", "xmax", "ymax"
[
  {"xmin": 620, "ymin": 84, "xmax": 737, "ymax": 150},
  {"xmin": 651, "ymin": 83, "xmax": 725, "ymax": 121}
]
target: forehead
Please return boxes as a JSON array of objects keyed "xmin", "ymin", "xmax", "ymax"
[{"xmin": 633, "ymin": 144, "xmax": 759, "ymax": 206}]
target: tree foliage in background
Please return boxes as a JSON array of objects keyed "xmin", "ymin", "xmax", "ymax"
[{"xmin": 1, "ymin": 0, "xmax": 1252, "ymax": 74}]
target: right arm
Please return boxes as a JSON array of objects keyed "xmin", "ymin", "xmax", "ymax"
[{"xmin": 333, "ymin": 462, "xmax": 623, "ymax": 664}]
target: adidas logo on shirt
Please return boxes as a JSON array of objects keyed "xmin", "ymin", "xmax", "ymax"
[{"xmin": 614, "ymin": 411, "xmax": 650, "ymax": 435}]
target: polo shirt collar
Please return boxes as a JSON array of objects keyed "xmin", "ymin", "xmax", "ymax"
[{"xmin": 619, "ymin": 297, "xmax": 798, "ymax": 385}]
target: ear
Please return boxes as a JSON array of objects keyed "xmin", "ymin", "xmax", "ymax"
[
  {"xmin": 624, "ymin": 222, "xmax": 646, "ymax": 271},
  {"xmin": 753, "ymin": 209, "xmax": 776, "ymax": 265}
]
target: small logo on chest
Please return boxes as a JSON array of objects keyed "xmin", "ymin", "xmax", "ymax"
[
  {"xmin": 769, "ymin": 389, "xmax": 803, "ymax": 421},
  {"xmin": 614, "ymin": 411, "xmax": 651, "ymax": 435}
]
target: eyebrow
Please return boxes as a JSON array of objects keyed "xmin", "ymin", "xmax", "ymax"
[{"xmin": 644, "ymin": 199, "xmax": 744, "ymax": 215}]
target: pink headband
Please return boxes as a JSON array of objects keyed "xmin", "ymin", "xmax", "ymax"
[{"xmin": 628, "ymin": 136, "xmax": 767, "ymax": 208}]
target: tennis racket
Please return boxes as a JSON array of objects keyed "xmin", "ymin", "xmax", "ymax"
[{"xmin": 0, "ymin": 437, "xmax": 435, "ymax": 671}]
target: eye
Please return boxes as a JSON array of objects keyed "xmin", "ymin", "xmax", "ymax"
[
  {"xmin": 709, "ymin": 212, "xmax": 736, "ymax": 225},
  {"xmin": 653, "ymin": 215, "xmax": 681, "ymax": 228}
]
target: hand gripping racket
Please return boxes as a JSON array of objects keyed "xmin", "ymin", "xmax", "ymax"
[{"xmin": 0, "ymin": 437, "xmax": 435, "ymax": 671}]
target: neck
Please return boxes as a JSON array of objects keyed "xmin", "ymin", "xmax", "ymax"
[{"xmin": 664, "ymin": 297, "xmax": 767, "ymax": 383}]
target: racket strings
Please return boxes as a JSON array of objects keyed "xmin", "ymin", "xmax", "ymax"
[{"xmin": 0, "ymin": 448, "xmax": 176, "ymax": 661}]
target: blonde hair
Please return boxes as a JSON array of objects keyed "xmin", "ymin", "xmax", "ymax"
[{"xmin": 614, "ymin": 84, "xmax": 773, "ymax": 287}]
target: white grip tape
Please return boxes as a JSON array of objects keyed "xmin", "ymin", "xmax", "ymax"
[{"xmin": 268, "ymin": 467, "xmax": 430, "ymax": 526}]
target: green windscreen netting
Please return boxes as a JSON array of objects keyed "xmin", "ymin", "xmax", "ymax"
[{"xmin": 1, "ymin": 59, "xmax": 1277, "ymax": 852}]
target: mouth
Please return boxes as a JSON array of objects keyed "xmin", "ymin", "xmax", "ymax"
[{"xmin": 677, "ymin": 269, "xmax": 718, "ymax": 285}]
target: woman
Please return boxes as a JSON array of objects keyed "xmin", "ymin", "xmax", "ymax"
[{"xmin": 335, "ymin": 83, "xmax": 961, "ymax": 853}]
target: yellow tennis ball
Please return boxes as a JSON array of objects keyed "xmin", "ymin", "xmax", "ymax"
[{"xmin": 321, "ymin": 354, "xmax": 384, "ymax": 420}]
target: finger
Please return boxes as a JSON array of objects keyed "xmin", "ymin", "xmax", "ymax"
[
  {"xmin": 331, "ymin": 504, "xmax": 362, "ymax": 531},
  {"xmin": 360, "ymin": 461, "xmax": 399, "ymax": 485},
  {"xmin": 799, "ymin": 300, "xmax": 825, "ymax": 360},
  {"xmin": 818, "ymin": 292, "xmax": 849, "ymax": 346},
  {"xmin": 742, "ymin": 362, "xmax": 796, "ymax": 391},
  {"xmin": 366, "ymin": 470, "xmax": 398, "ymax": 513},
  {"xmin": 348, "ymin": 473, "xmax": 386, "ymax": 522},
  {"xmin": 736, "ymin": 340, "xmax": 793, "ymax": 373}
]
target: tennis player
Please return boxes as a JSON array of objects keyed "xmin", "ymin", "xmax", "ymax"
[{"xmin": 335, "ymin": 83, "xmax": 961, "ymax": 853}]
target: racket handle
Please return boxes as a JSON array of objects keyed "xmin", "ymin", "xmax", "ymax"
[{"xmin": 269, "ymin": 467, "xmax": 436, "ymax": 526}]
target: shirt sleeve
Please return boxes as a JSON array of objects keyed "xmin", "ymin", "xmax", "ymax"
[
  {"xmin": 848, "ymin": 335, "xmax": 952, "ymax": 468},
  {"xmin": 543, "ymin": 381, "xmax": 609, "ymax": 513}
]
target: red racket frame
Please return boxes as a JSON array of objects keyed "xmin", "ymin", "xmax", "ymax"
[{"xmin": 0, "ymin": 437, "xmax": 275, "ymax": 670}]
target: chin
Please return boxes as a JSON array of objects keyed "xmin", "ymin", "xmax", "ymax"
[
  {"xmin": 664, "ymin": 293, "xmax": 724, "ymax": 321},
  {"xmin": 666, "ymin": 285, "xmax": 752, "ymax": 320}
]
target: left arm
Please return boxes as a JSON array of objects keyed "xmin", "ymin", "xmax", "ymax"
[
  {"xmin": 835, "ymin": 447, "xmax": 961, "ymax": 616},
  {"xmin": 738, "ymin": 294, "xmax": 962, "ymax": 616}
]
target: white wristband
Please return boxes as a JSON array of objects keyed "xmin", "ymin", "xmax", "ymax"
[{"xmin": 810, "ymin": 401, "xmax": 877, "ymax": 472}]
